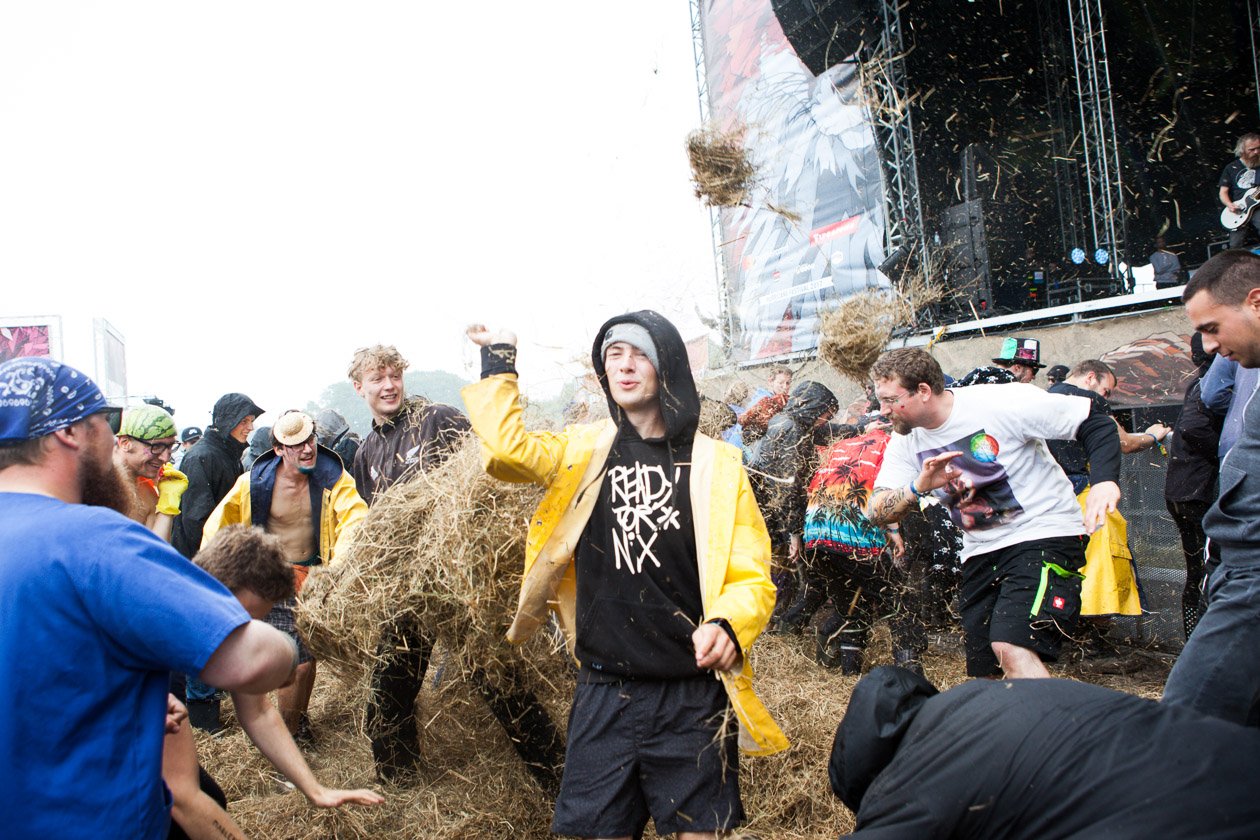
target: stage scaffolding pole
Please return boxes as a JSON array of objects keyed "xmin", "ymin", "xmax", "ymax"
[
  {"xmin": 866, "ymin": 0, "xmax": 929, "ymax": 284},
  {"xmin": 689, "ymin": 0, "xmax": 736, "ymax": 354},
  {"xmin": 1251, "ymin": 0, "xmax": 1260, "ymax": 120},
  {"xmin": 1066, "ymin": 0, "xmax": 1130, "ymax": 286}
]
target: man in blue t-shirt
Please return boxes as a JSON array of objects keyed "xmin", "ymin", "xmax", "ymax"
[{"xmin": 0, "ymin": 358, "xmax": 300, "ymax": 838}]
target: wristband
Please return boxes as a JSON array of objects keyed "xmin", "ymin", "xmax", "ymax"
[{"xmin": 908, "ymin": 481, "xmax": 930, "ymax": 499}]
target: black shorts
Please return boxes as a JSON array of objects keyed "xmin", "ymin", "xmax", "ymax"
[
  {"xmin": 551, "ymin": 675, "xmax": 743, "ymax": 838},
  {"xmin": 960, "ymin": 535, "xmax": 1086, "ymax": 677}
]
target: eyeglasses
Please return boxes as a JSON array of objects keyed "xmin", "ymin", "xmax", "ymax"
[
  {"xmin": 282, "ymin": 436, "xmax": 317, "ymax": 451},
  {"xmin": 875, "ymin": 390, "xmax": 913, "ymax": 409},
  {"xmin": 124, "ymin": 437, "xmax": 179, "ymax": 456}
]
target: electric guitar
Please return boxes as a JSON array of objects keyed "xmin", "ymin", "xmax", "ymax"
[{"xmin": 1222, "ymin": 187, "xmax": 1260, "ymax": 230}]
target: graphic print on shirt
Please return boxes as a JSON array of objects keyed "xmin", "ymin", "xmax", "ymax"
[
  {"xmin": 607, "ymin": 460, "xmax": 683, "ymax": 573},
  {"xmin": 803, "ymin": 431, "xmax": 889, "ymax": 553},
  {"xmin": 919, "ymin": 430, "xmax": 1024, "ymax": 531}
]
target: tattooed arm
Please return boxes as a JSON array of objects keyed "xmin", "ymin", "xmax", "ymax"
[
  {"xmin": 866, "ymin": 450, "xmax": 966, "ymax": 525},
  {"xmin": 866, "ymin": 485, "xmax": 919, "ymax": 526}
]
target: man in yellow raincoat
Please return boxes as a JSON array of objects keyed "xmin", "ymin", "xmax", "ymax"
[{"xmin": 464, "ymin": 312, "xmax": 787, "ymax": 840}]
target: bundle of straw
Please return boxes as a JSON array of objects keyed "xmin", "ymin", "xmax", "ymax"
[{"xmin": 687, "ymin": 126, "xmax": 757, "ymax": 208}]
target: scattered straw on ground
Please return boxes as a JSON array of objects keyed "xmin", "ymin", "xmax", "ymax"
[{"xmin": 687, "ymin": 126, "xmax": 757, "ymax": 209}]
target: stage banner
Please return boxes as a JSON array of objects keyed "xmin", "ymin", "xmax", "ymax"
[
  {"xmin": 0, "ymin": 321, "xmax": 54, "ymax": 363},
  {"xmin": 699, "ymin": 0, "xmax": 889, "ymax": 361}
]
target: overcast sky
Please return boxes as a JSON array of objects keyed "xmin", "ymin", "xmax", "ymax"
[{"xmin": 0, "ymin": 2, "xmax": 720, "ymax": 427}]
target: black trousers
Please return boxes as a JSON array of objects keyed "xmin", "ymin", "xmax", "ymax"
[
  {"xmin": 365, "ymin": 617, "xmax": 566, "ymax": 795},
  {"xmin": 1167, "ymin": 499, "xmax": 1215, "ymax": 640}
]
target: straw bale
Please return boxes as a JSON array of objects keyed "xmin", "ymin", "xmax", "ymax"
[
  {"xmin": 297, "ymin": 438, "xmax": 549, "ymax": 686},
  {"xmin": 687, "ymin": 126, "xmax": 756, "ymax": 208},
  {"xmin": 818, "ymin": 274, "xmax": 947, "ymax": 384}
]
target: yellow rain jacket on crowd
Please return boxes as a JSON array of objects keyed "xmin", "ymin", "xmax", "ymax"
[
  {"xmin": 462, "ymin": 371, "xmax": 790, "ymax": 756},
  {"xmin": 201, "ymin": 444, "xmax": 367, "ymax": 589}
]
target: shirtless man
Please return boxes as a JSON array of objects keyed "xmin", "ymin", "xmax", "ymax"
[
  {"xmin": 113, "ymin": 404, "xmax": 188, "ymax": 541},
  {"xmin": 203, "ymin": 410, "xmax": 368, "ymax": 736}
]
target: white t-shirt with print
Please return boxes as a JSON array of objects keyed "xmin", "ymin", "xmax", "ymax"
[{"xmin": 874, "ymin": 383, "xmax": 1091, "ymax": 562}]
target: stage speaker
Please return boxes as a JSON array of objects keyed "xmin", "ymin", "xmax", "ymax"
[
  {"xmin": 771, "ymin": 0, "xmax": 881, "ymax": 76},
  {"xmin": 939, "ymin": 199, "xmax": 992, "ymax": 316}
]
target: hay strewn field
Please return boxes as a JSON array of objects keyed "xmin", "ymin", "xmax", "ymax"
[{"xmin": 198, "ymin": 628, "xmax": 1171, "ymax": 839}]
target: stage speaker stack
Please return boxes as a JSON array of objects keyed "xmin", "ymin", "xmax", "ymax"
[{"xmin": 939, "ymin": 199, "xmax": 993, "ymax": 317}]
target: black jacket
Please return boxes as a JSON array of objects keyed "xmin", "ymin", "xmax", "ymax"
[
  {"xmin": 747, "ymin": 380, "xmax": 839, "ymax": 537},
  {"xmin": 1166, "ymin": 381, "xmax": 1223, "ymax": 505},
  {"xmin": 171, "ymin": 426, "xmax": 247, "ymax": 558},
  {"xmin": 831, "ymin": 667, "xmax": 1260, "ymax": 839}
]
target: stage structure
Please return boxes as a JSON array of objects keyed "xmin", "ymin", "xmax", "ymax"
[{"xmin": 694, "ymin": 0, "xmax": 892, "ymax": 363}]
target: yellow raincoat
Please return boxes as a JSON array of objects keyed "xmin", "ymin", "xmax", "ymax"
[
  {"xmin": 1076, "ymin": 487, "xmax": 1142, "ymax": 616},
  {"xmin": 462, "ymin": 373, "xmax": 790, "ymax": 756}
]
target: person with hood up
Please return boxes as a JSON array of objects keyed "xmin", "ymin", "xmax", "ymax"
[
  {"xmin": 746, "ymin": 380, "xmax": 841, "ymax": 621},
  {"xmin": 830, "ymin": 666, "xmax": 1260, "ymax": 838},
  {"xmin": 464, "ymin": 312, "xmax": 786, "ymax": 840},
  {"xmin": 314, "ymin": 408, "xmax": 361, "ymax": 470},
  {"xmin": 241, "ymin": 424, "xmax": 273, "ymax": 471},
  {"xmin": 172, "ymin": 392, "xmax": 264, "ymax": 559}
]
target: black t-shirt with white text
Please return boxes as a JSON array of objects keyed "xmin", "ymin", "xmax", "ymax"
[{"xmin": 574, "ymin": 425, "xmax": 703, "ymax": 680}]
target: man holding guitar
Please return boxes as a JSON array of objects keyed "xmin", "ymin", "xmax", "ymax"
[{"xmin": 1220, "ymin": 132, "xmax": 1260, "ymax": 248}]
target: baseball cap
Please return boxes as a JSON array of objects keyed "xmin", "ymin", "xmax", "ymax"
[{"xmin": 181, "ymin": 426, "xmax": 203, "ymax": 443}]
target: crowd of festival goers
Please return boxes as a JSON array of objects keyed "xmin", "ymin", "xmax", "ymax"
[{"xmin": 5, "ymin": 249, "xmax": 1260, "ymax": 839}]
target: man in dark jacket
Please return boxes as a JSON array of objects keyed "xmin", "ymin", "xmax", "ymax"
[
  {"xmin": 1168, "ymin": 249, "xmax": 1260, "ymax": 725},
  {"xmin": 747, "ymin": 380, "xmax": 839, "ymax": 619},
  {"xmin": 171, "ymin": 391, "xmax": 264, "ymax": 731},
  {"xmin": 830, "ymin": 666, "xmax": 1260, "ymax": 838},
  {"xmin": 172, "ymin": 393, "xmax": 264, "ymax": 559},
  {"xmin": 1164, "ymin": 332, "xmax": 1221, "ymax": 640},
  {"xmin": 348, "ymin": 345, "xmax": 563, "ymax": 795}
]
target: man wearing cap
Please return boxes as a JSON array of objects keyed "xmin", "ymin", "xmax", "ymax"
[
  {"xmin": 465, "ymin": 313, "xmax": 786, "ymax": 840},
  {"xmin": 991, "ymin": 336, "xmax": 1046, "ymax": 383},
  {"xmin": 0, "ymin": 358, "xmax": 299, "ymax": 838},
  {"xmin": 171, "ymin": 392, "xmax": 264, "ymax": 560},
  {"xmin": 173, "ymin": 426, "xmax": 201, "ymax": 468},
  {"xmin": 114, "ymin": 405, "xmax": 189, "ymax": 543},
  {"xmin": 202, "ymin": 410, "xmax": 368, "ymax": 738}
]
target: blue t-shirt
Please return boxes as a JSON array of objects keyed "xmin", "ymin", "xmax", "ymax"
[{"xmin": 0, "ymin": 493, "xmax": 250, "ymax": 838}]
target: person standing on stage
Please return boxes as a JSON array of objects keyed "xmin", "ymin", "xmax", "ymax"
[{"xmin": 1219, "ymin": 132, "xmax": 1260, "ymax": 249}]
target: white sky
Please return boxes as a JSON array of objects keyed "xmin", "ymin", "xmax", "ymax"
[{"xmin": 0, "ymin": 2, "xmax": 720, "ymax": 427}]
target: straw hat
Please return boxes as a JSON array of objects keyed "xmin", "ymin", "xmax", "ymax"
[{"xmin": 273, "ymin": 410, "xmax": 315, "ymax": 446}]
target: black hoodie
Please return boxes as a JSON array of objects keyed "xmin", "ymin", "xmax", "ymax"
[
  {"xmin": 747, "ymin": 380, "xmax": 839, "ymax": 538},
  {"xmin": 832, "ymin": 667, "xmax": 1260, "ymax": 838},
  {"xmin": 572, "ymin": 311, "xmax": 708, "ymax": 680}
]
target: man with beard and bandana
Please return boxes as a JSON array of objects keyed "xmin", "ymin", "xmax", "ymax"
[
  {"xmin": 202, "ymin": 410, "xmax": 368, "ymax": 739},
  {"xmin": 465, "ymin": 313, "xmax": 787, "ymax": 840},
  {"xmin": 830, "ymin": 666, "xmax": 1260, "ymax": 838},
  {"xmin": 0, "ymin": 358, "xmax": 299, "ymax": 838},
  {"xmin": 114, "ymin": 404, "xmax": 189, "ymax": 543},
  {"xmin": 865, "ymin": 348, "xmax": 1122, "ymax": 679}
]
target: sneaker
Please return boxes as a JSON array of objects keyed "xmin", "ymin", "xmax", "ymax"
[{"xmin": 295, "ymin": 713, "xmax": 315, "ymax": 747}]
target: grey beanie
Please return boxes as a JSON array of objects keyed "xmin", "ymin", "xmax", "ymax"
[{"xmin": 600, "ymin": 323, "xmax": 659, "ymax": 372}]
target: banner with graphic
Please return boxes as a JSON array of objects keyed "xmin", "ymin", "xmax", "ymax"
[{"xmin": 699, "ymin": 0, "xmax": 889, "ymax": 360}]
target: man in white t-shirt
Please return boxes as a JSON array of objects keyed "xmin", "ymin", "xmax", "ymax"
[{"xmin": 865, "ymin": 348, "xmax": 1122, "ymax": 678}]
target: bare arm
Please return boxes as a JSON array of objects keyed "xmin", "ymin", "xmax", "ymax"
[
  {"xmin": 199, "ymin": 620, "xmax": 298, "ymax": 695},
  {"xmin": 1117, "ymin": 419, "xmax": 1170, "ymax": 455},
  {"xmin": 163, "ymin": 718, "xmax": 246, "ymax": 840},
  {"xmin": 1222, "ymin": 185, "xmax": 1239, "ymax": 210},
  {"xmin": 233, "ymin": 691, "xmax": 384, "ymax": 808}
]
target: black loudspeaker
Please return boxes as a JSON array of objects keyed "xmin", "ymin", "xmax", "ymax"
[
  {"xmin": 771, "ymin": 0, "xmax": 881, "ymax": 75},
  {"xmin": 939, "ymin": 199, "xmax": 992, "ymax": 315}
]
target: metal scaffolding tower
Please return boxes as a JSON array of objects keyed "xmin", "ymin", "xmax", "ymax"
[
  {"xmin": 1066, "ymin": 0, "xmax": 1129, "ymax": 283},
  {"xmin": 864, "ymin": 0, "xmax": 929, "ymax": 280},
  {"xmin": 1036, "ymin": 0, "xmax": 1087, "ymax": 263},
  {"xmin": 689, "ymin": 0, "xmax": 737, "ymax": 350}
]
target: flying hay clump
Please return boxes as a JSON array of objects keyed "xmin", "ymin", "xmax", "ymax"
[{"xmin": 687, "ymin": 126, "xmax": 756, "ymax": 208}]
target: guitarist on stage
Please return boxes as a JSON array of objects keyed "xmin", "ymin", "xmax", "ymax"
[{"xmin": 1220, "ymin": 132, "xmax": 1260, "ymax": 248}]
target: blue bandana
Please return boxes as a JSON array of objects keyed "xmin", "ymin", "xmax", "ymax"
[{"xmin": 0, "ymin": 358, "xmax": 114, "ymax": 446}]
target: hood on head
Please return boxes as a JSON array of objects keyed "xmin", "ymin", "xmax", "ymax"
[
  {"xmin": 314, "ymin": 409, "xmax": 350, "ymax": 445},
  {"xmin": 829, "ymin": 666, "xmax": 938, "ymax": 812},
  {"xmin": 590, "ymin": 310, "xmax": 700, "ymax": 442},
  {"xmin": 248, "ymin": 425, "xmax": 273, "ymax": 458},
  {"xmin": 212, "ymin": 393, "xmax": 264, "ymax": 433},
  {"xmin": 781, "ymin": 380, "xmax": 839, "ymax": 426}
]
